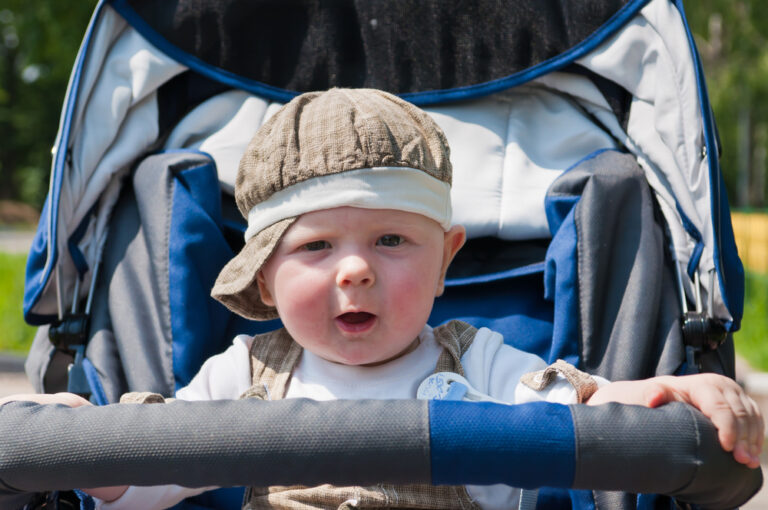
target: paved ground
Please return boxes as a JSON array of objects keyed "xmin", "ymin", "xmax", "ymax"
[
  {"xmin": 0, "ymin": 229, "xmax": 35, "ymax": 254},
  {"xmin": 0, "ymin": 230, "xmax": 36, "ymax": 396},
  {"xmin": 0, "ymin": 354, "xmax": 33, "ymax": 397},
  {"xmin": 735, "ymin": 359, "xmax": 768, "ymax": 509}
]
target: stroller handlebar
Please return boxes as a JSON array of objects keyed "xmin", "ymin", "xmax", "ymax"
[{"xmin": 0, "ymin": 399, "xmax": 761, "ymax": 509}]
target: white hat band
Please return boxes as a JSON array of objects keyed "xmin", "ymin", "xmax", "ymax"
[{"xmin": 245, "ymin": 167, "xmax": 452, "ymax": 241}]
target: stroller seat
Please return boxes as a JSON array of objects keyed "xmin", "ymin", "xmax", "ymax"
[{"xmin": 11, "ymin": 1, "xmax": 755, "ymax": 509}]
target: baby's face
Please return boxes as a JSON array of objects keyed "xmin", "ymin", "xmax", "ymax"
[{"xmin": 257, "ymin": 207, "xmax": 465, "ymax": 365}]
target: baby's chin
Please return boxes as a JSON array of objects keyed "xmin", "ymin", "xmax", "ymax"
[{"xmin": 319, "ymin": 345, "xmax": 414, "ymax": 367}]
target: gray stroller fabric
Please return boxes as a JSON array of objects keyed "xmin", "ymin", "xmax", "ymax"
[
  {"xmin": 546, "ymin": 150, "xmax": 738, "ymax": 383},
  {"xmin": 26, "ymin": 152, "xmax": 218, "ymax": 400},
  {"xmin": 549, "ymin": 150, "xmax": 685, "ymax": 381}
]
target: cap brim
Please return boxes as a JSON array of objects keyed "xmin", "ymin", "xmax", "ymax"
[{"xmin": 211, "ymin": 218, "xmax": 296, "ymax": 321}]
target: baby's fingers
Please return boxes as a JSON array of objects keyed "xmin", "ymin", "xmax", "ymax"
[
  {"xmin": 0, "ymin": 392, "xmax": 91, "ymax": 408},
  {"xmin": 736, "ymin": 393, "xmax": 763, "ymax": 468},
  {"xmin": 710, "ymin": 386, "xmax": 762, "ymax": 468}
]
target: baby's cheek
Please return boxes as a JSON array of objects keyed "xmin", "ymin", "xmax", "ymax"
[
  {"xmin": 276, "ymin": 273, "xmax": 328, "ymax": 315},
  {"xmin": 390, "ymin": 272, "xmax": 437, "ymax": 322}
]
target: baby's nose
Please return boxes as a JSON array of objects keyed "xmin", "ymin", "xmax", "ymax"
[{"xmin": 336, "ymin": 255, "xmax": 375, "ymax": 287}]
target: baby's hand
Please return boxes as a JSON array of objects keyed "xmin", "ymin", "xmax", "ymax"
[
  {"xmin": 0, "ymin": 392, "xmax": 92, "ymax": 408},
  {"xmin": 588, "ymin": 374, "xmax": 763, "ymax": 468}
]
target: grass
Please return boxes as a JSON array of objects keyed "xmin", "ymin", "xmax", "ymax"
[
  {"xmin": 0, "ymin": 252, "xmax": 36, "ymax": 354},
  {"xmin": 734, "ymin": 270, "xmax": 768, "ymax": 371}
]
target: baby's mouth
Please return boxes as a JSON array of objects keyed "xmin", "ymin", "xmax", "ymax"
[{"xmin": 335, "ymin": 312, "xmax": 377, "ymax": 333}]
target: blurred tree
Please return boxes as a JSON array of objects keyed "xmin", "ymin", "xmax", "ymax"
[
  {"xmin": 0, "ymin": 1, "xmax": 95, "ymax": 209},
  {"xmin": 687, "ymin": 0, "xmax": 768, "ymax": 209}
]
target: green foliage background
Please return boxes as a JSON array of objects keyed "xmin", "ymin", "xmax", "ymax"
[
  {"xmin": 0, "ymin": 253, "xmax": 35, "ymax": 353},
  {"xmin": 0, "ymin": 1, "xmax": 95, "ymax": 207},
  {"xmin": 687, "ymin": 1, "xmax": 768, "ymax": 209}
]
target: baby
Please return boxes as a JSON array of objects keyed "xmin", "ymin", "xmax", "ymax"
[{"xmin": 3, "ymin": 88, "xmax": 762, "ymax": 509}]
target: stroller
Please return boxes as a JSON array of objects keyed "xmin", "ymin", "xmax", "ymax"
[{"xmin": 1, "ymin": 0, "xmax": 759, "ymax": 508}]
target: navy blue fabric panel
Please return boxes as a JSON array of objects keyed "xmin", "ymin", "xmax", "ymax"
[
  {"xmin": 535, "ymin": 488, "xmax": 587, "ymax": 509},
  {"xmin": 24, "ymin": 195, "xmax": 55, "ymax": 324},
  {"xmin": 714, "ymin": 184, "xmax": 744, "ymax": 332},
  {"xmin": 73, "ymin": 490, "xmax": 94, "ymax": 510},
  {"xmin": 167, "ymin": 154, "xmax": 281, "ymax": 389},
  {"xmin": 169, "ymin": 160, "xmax": 236, "ymax": 389},
  {"xmin": 67, "ymin": 206, "xmax": 96, "ymax": 278},
  {"xmin": 82, "ymin": 358, "xmax": 109, "ymax": 406},
  {"xmin": 429, "ymin": 400, "xmax": 575, "ymax": 487},
  {"xmin": 567, "ymin": 489, "xmax": 596, "ymax": 510},
  {"xmin": 544, "ymin": 207, "xmax": 582, "ymax": 367},
  {"xmin": 429, "ymin": 272, "xmax": 553, "ymax": 361},
  {"xmin": 545, "ymin": 194, "xmax": 580, "ymax": 239}
]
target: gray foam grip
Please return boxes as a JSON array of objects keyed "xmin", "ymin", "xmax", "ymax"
[
  {"xmin": 571, "ymin": 402, "xmax": 763, "ymax": 509},
  {"xmin": 0, "ymin": 399, "xmax": 430, "ymax": 492},
  {"xmin": 0, "ymin": 399, "xmax": 762, "ymax": 510}
]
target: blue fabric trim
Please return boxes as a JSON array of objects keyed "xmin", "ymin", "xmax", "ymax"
[
  {"xmin": 544, "ymin": 207, "xmax": 582, "ymax": 367},
  {"xmin": 82, "ymin": 357, "xmax": 109, "ymax": 406},
  {"xmin": 445, "ymin": 262, "xmax": 544, "ymax": 287},
  {"xmin": 73, "ymin": 489, "xmax": 95, "ymax": 510},
  {"xmin": 674, "ymin": 201, "xmax": 707, "ymax": 282},
  {"xmin": 67, "ymin": 204, "xmax": 98, "ymax": 279},
  {"xmin": 400, "ymin": 0, "xmax": 650, "ymax": 105},
  {"xmin": 107, "ymin": 0, "xmax": 651, "ymax": 106},
  {"xmin": 567, "ymin": 489, "xmax": 597, "ymax": 510},
  {"xmin": 533, "ymin": 488, "xmax": 589, "ymax": 509},
  {"xmin": 564, "ymin": 148, "xmax": 620, "ymax": 173},
  {"xmin": 675, "ymin": 202, "xmax": 704, "ymax": 245},
  {"xmin": 168, "ymin": 157, "xmax": 237, "ymax": 389},
  {"xmin": 672, "ymin": 0, "xmax": 743, "ymax": 331},
  {"xmin": 24, "ymin": 196, "xmax": 55, "ymax": 324},
  {"xmin": 24, "ymin": 1, "xmax": 107, "ymax": 320},
  {"xmin": 429, "ymin": 400, "xmax": 575, "ymax": 487},
  {"xmin": 686, "ymin": 241, "xmax": 704, "ymax": 280},
  {"xmin": 107, "ymin": 0, "xmax": 297, "ymax": 103},
  {"xmin": 544, "ymin": 148, "xmax": 620, "ymax": 236}
]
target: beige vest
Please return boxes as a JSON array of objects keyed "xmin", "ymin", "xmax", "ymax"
[
  {"xmin": 117, "ymin": 322, "xmax": 599, "ymax": 509},
  {"xmin": 240, "ymin": 320, "xmax": 482, "ymax": 510}
]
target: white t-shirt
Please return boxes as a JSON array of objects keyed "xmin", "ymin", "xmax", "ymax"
[{"xmin": 100, "ymin": 325, "xmax": 602, "ymax": 510}]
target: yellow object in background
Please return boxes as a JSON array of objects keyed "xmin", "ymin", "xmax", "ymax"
[{"xmin": 732, "ymin": 212, "xmax": 768, "ymax": 275}]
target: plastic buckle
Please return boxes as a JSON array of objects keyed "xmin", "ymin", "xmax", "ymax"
[
  {"xmin": 681, "ymin": 311, "xmax": 727, "ymax": 373},
  {"xmin": 48, "ymin": 313, "xmax": 91, "ymax": 398},
  {"xmin": 48, "ymin": 313, "xmax": 90, "ymax": 351}
]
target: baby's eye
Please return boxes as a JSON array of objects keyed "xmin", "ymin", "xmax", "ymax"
[
  {"xmin": 303, "ymin": 240, "xmax": 330, "ymax": 251},
  {"xmin": 377, "ymin": 234, "xmax": 404, "ymax": 247}
]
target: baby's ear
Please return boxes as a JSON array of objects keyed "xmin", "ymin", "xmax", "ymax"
[
  {"xmin": 256, "ymin": 271, "xmax": 275, "ymax": 307},
  {"xmin": 436, "ymin": 225, "xmax": 466, "ymax": 296}
]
